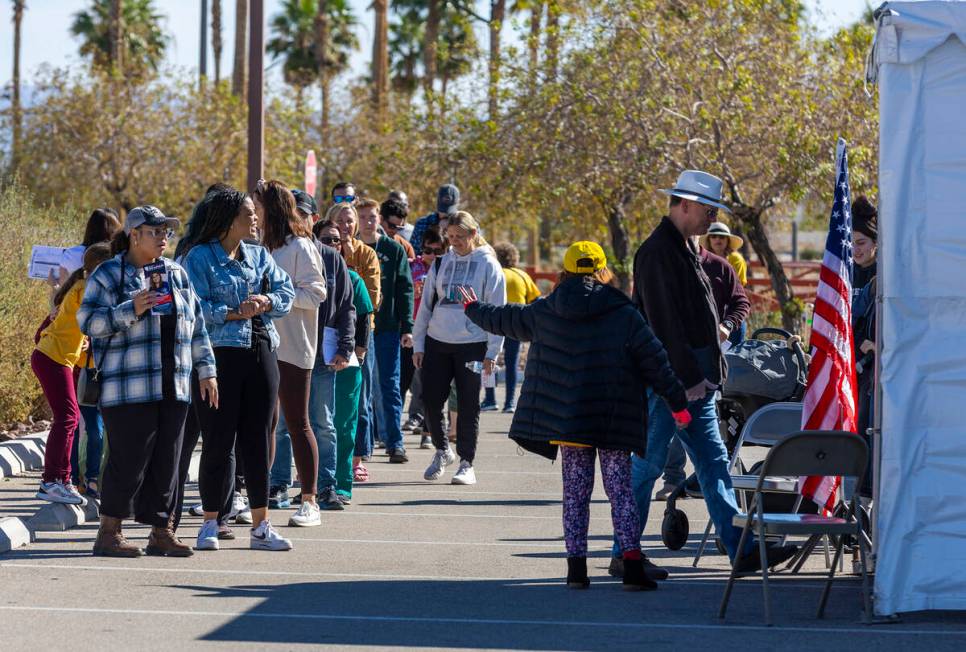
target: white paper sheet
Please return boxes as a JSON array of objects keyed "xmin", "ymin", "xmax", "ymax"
[{"xmin": 28, "ymin": 245, "xmax": 66, "ymax": 280}]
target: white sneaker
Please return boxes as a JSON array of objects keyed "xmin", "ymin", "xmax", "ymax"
[
  {"xmin": 36, "ymin": 481, "xmax": 87, "ymax": 506},
  {"xmin": 232, "ymin": 494, "xmax": 253, "ymax": 524},
  {"xmin": 288, "ymin": 501, "xmax": 321, "ymax": 527},
  {"xmin": 250, "ymin": 520, "xmax": 293, "ymax": 551},
  {"xmin": 451, "ymin": 461, "xmax": 477, "ymax": 485},
  {"xmin": 188, "ymin": 503, "xmax": 204, "ymax": 517},
  {"xmin": 195, "ymin": 519, "xmax": 220, "ymax": 551},
  {"xmin": 424, "ymin": 447, "xmax": 457, "ymax": 481}
]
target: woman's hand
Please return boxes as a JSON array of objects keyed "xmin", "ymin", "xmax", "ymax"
[
  {"xmin": 401, "ymin": 333, "xmax": 414, "ymax": 348},
  {"xmin": 483, "ymin": 358, "xmax": 495, "ymax": 375},
  {"xmin": 249, "ymin": 294, "xmax": 272, "ymax": 314},
  {"xmin": 199, "ymin": 377, "xmax": 219, "ymax": 409},
  {"xmin": 457, "ymin": 286, "xmax": 479, "ymax": 308},
  {"xmin": 133, "ymin": 290, "xmax": 160, "ymax": 316},
  {"xmin": 81, "ymin": 337, "xmax": 90, "ymax": 352},
  {"xmin": 413, "ymin": 352, "xmax": 424, "ymax": 369}
]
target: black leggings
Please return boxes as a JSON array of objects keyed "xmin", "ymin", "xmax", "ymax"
[
  {"xmin": 100, "ymin": 399, "xmax": 190, "ymax": 528},
  {"xmin": 196, "ymin": 342, "xmax": 279, "ymax": 512},
  {"xmin": 421, "ymin": 337, "xmax": 486, "ymax": 463}
]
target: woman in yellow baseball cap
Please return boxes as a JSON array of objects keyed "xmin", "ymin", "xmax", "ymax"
[{"xmin": 458, "ymin": 241, "xmax": 691, "ymax": 591}]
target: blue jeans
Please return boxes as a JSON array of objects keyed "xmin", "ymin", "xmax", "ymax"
[
  {"xmin": 271, "ymin": 362, "xmax": 336, "ymax": 491},
  {"xmin": 373, "ymin": 332, "xmax": 405, "ymax": 452},
  {"xmin": 355, "ymin": 332, "xmax": 375, "ymax": 458},
  {"xmin": 483, "ymin": 336, "xmax": 521, "ymax": 408},
  {"xmin": 613, "ymin": 349, "xmax": 753, "ymax": 561},
  {"xmin": 70, "ymin": 404, "xmax": 104, "ymax": 486},
  {"xmin": 728, "ymin": 321, "xmax": 747, "ymax": 348}
]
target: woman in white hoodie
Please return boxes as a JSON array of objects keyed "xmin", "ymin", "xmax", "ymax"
[
  {"xmin": 413, "ymin": 211, "xmax": 506, "ymax": 485},
  {"xmin": 257, "ymin": 181, "xmax": 327, "ymax": 526}
]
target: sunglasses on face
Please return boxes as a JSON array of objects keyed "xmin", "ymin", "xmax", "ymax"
[
  {"xmin": 384, "ymin": 220, "xmax": 404, "ymax": 231},
  {"xmin": 422, "ymin": 246, "xmax": 444, "ymax": 255},
  {"xmin": 319, "ymin": 236, "xmax": 342, "ymax": 245},
  {"xmin": 333, "ymin": 195, "xmax": 356, "ymax": 204}
]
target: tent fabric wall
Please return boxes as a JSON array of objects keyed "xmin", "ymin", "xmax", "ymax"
[{"xmin": 873, "ymin": 1, "xmax": 966, "ymax": 616}]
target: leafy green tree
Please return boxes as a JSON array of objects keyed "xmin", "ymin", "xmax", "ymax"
[
  {"xmin": 268, "ymin": 0, "xmax": 320, "ymax": 108},
  {"xmin": 70, "ymin": 0, "xmax": 169, "ymax": 75}
]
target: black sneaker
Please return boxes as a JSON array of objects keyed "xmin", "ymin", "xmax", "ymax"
[
  {"xmin": 566, "ymin": 557, "xmax": 590, "ymax": 589},
  {"xmin": 268, "ymin": 485, "xmax": 290, "ymax": 509},
  {"xmin": 317, "ymin": 487, "xmax": 345, "ymax": 511},
  {"xmin": 336, "ymin": 493, "xmax": 351, "ymax": 505},
  {"xmin": 733, "ymin": 543, "xmax": 799, "ymax": 574},
  {"xmin": 419, "ymin": 435, "xmax": 433, "ymax": 449},
  {"xmin": 608, "ymin": 555, "xmax": 668, "ymax": 581},
  {"xmin": 388, "ymin": 448, "xmax": 409, "ymax": 464},
  {"xmin": 401, "ymin": 416, "xmax": 423, "ymax": 433}
]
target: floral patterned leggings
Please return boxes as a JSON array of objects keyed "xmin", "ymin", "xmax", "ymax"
[{"xmin": 560, "ymin": 446, "xmax": 640, "ymax": 557}]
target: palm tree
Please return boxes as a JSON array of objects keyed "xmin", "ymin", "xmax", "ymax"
[
  {"xmin": 268, "ymin": 0, "xmax": 320, "ymax": 109},
  {"xmin": 70, "ymin": 0, "xmax": 169, "ymax": 75},
  {"xmin": 436, "ymin": 4, "xmax": 477, "ymax": 100},
  {"xmin": 212, "ymin": 0, "xmax": 222, "ymax": 82},
  {"xmin": 316, "ymin": 0, "xmax": 358, "ymax": 145},
  {"xmin": 423, "ymin": 0, "xmax": 440, "ymax": 101},
  {"xmin": 11, "ymin": 0, "xmax": 26, "ymax": 169},
  {"xmin": 487, "ymin": 0, "xmax": 506, "ymax": 118},
  {"xmin": 389, "ymin": 2, "xmax": 423, "ymax": 99},
  {"xmin": 232, "ymin": 0, "xmax": 247, "ymax": 96},
  {"xmin": 371, "ymin": 0, "xmax": 389, "ymax": 118}
]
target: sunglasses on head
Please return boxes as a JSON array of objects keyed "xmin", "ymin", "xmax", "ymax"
[
  {"xmin": 333, "ymin": 195, "xmax": 356, "ymax": 204},
  {"xmin": 319, "ymin": 236, "xmax": 342, "ymax": 245},
  {"xmin": 422, "ymin": 246, "xmax": 444, "ymax": 255}
]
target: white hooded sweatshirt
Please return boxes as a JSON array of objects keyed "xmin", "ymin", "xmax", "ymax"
[{"xmin": 413, "ymin": 245, "xmax": 506, "ymax": 360}]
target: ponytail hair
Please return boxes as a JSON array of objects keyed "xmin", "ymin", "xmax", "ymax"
[
  {"xmin": 446, "ymin": 211, "xmax": 487, "ymax": 249},
  {"xmin": 110, "ymin": 230, "xmax": 131, "ymax": 256},
  {"xmin": 52, "ymin": 242, "xmax": 113, "ymax": 307}
]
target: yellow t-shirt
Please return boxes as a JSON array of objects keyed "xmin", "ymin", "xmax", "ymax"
[
  {"xmin": 727, "ymin": 251, "xmax": 748, "ymax": 286},
  {"xmin": 503, "ymin": 267, "xmax": 541, "ymax": 305},
  {"xmin": 37, "ymin": 280, "xmax": 87, "ymax": 368}
]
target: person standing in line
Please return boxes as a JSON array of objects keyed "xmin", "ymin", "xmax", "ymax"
[
  {"xmin": 610, "ymin": 170, "xmax": 797, "ymax": 579},
  {"xmin": 330, "ymin": 181, "xmax": 358, "ymax": 208},
  {"xmin": 315, "ymin": 220, "xmax": 370, "ymax": 501},
  {"xmin": 32, "ymin": 243, "xmax": 113, "ymax": 506},
  {"xmin": 256, "ymin": 181, "xmax": 328, "ymax": 527},
  {"xmin": 656, "ymin": 241, "xmax": 750, "ymax": 500},
  {"xmin": 332, "ymin": 202, "xmax": 382, "ymax": 469},
  {"xmin": 410, "ymin": 184, "xmax": 460, "ymax": 256},
  {"xmin": 701, "ymin": 222, "xmax": 749, "ymax": 346},
  {"xmin": 380, "ymin": 198, "xmax": 416, "ymax": 259},
  {"xmin": 460, "ymin": 242, "xmax": 691, "ymax": 590},
  {"xmin": 413, "ymin": 212, "xmax": 506, "ymax": 485},
  {"xmin": 402, "ymin": 229, "xmax": 446, "ymax": 448},
  {"xmin": 358, "ymin": 198, "xmax": 415, "ymax": 464},
  {"xmin": 182, "ymin": 189, "xmax": 296, "ymax": 552},
  {"xmin": 387, "ymin": 190, "xmax": 415, "ymax": 242},
  {"xmin": 481, "ymin": 243, "xmax": 541, "ymax": 413},
  {"xmin": 269, "ymin": 191, "xmax": 354, "ymax": 512},
  {"xmin": 78, "ymin": 206, "xmax": 218, "ymax": 558}
]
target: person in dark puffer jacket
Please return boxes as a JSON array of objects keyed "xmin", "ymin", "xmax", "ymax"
[{"xmin": 460, "ymin": 241, "xmax": 691, "ymax": 591}]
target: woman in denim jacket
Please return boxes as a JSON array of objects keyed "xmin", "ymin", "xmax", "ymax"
[
  {"xmin": 182, "ymin": 188, "xmax": 297, "ymax": 552},
  {"xmin": 78, "ymin": 206, "xmax": 218, "ymax": 559}
]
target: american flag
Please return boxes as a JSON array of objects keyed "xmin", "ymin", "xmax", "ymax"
[{"xmin": 799, "ymin": 138, "xmax": 859, "ymax": 511}]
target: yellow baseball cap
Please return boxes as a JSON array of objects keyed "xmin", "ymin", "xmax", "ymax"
[{"xmin": 563, "ymin": 241, "xmax": 607, "ymax": 274}]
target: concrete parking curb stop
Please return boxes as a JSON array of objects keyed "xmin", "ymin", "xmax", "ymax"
[
  {"xmin": 0, "ymin": 517, "xmax": 31, "ymax": 553},
  {"xmin": 0, "ymin": 432, "xmax": 50, "ymax": 480},
  {"xmin": 26, "ymin": 499, "xmax": 100, "ymax": 533}
]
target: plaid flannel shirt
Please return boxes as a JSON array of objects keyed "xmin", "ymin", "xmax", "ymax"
[{"xmin": 77, "ymin": 254, "xmax": 216, "ymax": 408}]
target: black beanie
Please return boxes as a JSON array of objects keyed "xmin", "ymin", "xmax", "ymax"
[{"xmin": 852, "ymin": 195, "xmax": 878, "ymax": 242}]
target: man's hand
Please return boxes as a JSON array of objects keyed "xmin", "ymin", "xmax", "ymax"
[
  {"xmin": 685, "ymin": 379, "xmax": 717, "ymax": 402},
  {"xmin": 355, "ymin": 346, "xmax": 367, "ymax": 362},
  {"xmin": 860, "ymin": 339, "xmax": 875, "ymax": 355},
  {"xmin": 332, "ymin": 353, "xmax": 349, "ymax": 372},
  {"xmin": 718, "ymin": 323, "xmax": 732, "ymax": 343},
  {"xmin": 200, "ymin": 377, "xmax": 219, "ymax": 409},
  {"xmin": 401, "ymin": 333, "xmax": 414, "ymax": 348},
  {"xmin": 483, "ymin": 358, "xmax": 496, "ymax": 375},
  {"xmin": 413, "ymin": 352, "xmax": 424, "ymax": 369}
]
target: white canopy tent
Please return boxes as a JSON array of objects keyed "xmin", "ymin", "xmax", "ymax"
[{"xmin": 869, "ymin": 0, "xmax": 966, "ymax": 615}]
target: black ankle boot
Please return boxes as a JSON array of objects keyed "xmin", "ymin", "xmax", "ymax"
[
  {"xmin": 622, "ymin": 558, "xmax": 658, "ymax": 591},
  {"xmin": 566, "ymin": 557, "xmax": 590, "ymax": 589}
]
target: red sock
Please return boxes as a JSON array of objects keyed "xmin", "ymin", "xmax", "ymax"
[{"xmin": 622, "ymin": 549, "xmax": 641, "ymax": 561}]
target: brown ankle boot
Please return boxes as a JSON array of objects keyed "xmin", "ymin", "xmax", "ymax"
[
  {"xmin": 145, "ymin": 518, "xmax": 194, "ymax": 557},
  {"xmin": 93, "ymin": 516, "xmax": 144, "ymax": 558}
]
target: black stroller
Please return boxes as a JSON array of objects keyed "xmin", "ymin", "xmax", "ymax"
[{"xmin": 660, "ymin": 327, "xmax": 809, "ymax": 551}]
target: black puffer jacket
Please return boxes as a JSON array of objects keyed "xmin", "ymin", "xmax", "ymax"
[{"xmin": 465, "ymin": 276, "xmax": 688, "ymax": 460}]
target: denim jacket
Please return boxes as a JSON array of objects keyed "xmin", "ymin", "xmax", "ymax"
[
  {"xmin": 77, "ymin": 254, "xmax": 216, "ymax": 408},
  {"xmin": 182, "ymin": 239, "xmax": 295, "ymax": 350}
]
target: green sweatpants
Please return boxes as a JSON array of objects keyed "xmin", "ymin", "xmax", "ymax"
[{"xmin": 335, "ymin": 365, "xmax": 363, "ymax": 497}]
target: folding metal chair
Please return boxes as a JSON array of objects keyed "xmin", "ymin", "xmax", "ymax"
[
  {"xmin": 693, "ymin": 402, "xmax": 804, "ymax": 567},
  {"xmin": 718, "ymin": 431, "xmax": 871, "ymax": 626}
]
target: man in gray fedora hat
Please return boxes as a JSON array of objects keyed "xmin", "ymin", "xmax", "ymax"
[{"xmin": 609, "ymin": 170, "xmax": 797, "ymax": 579}]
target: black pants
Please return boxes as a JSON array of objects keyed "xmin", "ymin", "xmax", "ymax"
[
  {"xmin": 401, "ymin": 346, "xmax": 423, "ymax": 419},
  {"xmin": 196, "ymin": 342, "xmax": 279, "ymax": 512},
  {"xmin": 422, "ymin": 337, "xmax": 486, "ymax": 463},
  {"xmin": 100, "ymin": 399, "xmax": 190, "ymax": 528}
]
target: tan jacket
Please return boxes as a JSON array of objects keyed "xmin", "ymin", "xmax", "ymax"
[{"xmin": 343, "ymin": 236, "xmax": 382, "ymax": 313}]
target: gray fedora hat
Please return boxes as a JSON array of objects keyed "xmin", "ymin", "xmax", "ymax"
[{"xmin": 659, "ymin": 170, "xmax": 731, "ymax": 213}]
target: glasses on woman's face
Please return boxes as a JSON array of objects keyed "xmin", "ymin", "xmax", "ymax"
[
  {"xmin": 140, "ymin": 226, "xmax": 174, "ymax": 240},
  {"xmin": 422, "ymin": 246, "xmax": 444, "ymax": 256},
  {"xmin": 319, "ymin": 235, "xmax": 342, "ymax": 246},
  {"xmin": 333, "ymin": 195, "xmax": 356, "ymax": 204}
]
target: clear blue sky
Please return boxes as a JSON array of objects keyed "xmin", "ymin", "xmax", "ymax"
[{"xmin": 0, "ymin": 0, "xmax": 873, "ymax": 89}]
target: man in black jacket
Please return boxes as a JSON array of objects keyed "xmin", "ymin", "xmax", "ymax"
[
  {"xmin": 270, "ymin": 190, "xmax": 356, "ymax": 510},
  {"xmin": 612, "ymin": 170, "xmax": 796, "ymax": 577}
]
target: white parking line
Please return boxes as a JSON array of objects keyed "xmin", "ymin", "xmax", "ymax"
[{"xmin": 0, "ymin": 604, "xmax": 959, "ymax": 637}]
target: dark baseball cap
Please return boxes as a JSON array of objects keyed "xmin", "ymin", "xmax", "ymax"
[
  {"xmin": 436, "ymin": 184, "xmax": 460, "ymax": 216},
  {"xmin": 291, "ymin": 189, "xmax": 319, "ymax": 216},
  {"xmin": 124, "ymin": 205, "xmax": 179, "ymax": 235}
]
